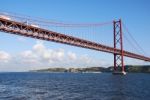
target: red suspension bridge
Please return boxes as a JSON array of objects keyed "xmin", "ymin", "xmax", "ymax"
[{"xmin": 0, "ymin": 12, "xmax": 150, "ymax": 74}]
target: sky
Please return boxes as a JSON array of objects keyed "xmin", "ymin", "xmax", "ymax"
[{"xmin": 0, "ymin": 0, "xmax": 150, "ymax": 71}]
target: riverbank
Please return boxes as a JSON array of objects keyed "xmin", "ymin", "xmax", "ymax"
[{"xmin": 30, "ymin": 65, "xmax": 150, "ymax": 73}]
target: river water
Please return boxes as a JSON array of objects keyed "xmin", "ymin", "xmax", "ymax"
[{"xmin": 0, "ymin": 72, "xmax": 150, "ymax": 100}]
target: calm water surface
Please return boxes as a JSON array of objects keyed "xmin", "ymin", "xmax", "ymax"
[{"xmin": 0, "ymin": 72, "xmax": 150, "ymax": 100}]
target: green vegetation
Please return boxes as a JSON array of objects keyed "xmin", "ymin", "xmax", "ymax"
[
  {"xmin": 34, "ymin": 68, "xmax": 67, "ymax": 72},
  {"xmin": 31, "ymin": 67, "xmax": 111, "ymax": 73},
  {"xmin": 31, "ymin": 65, "xmax": 150, "ymax": 73},
  {"xmin": 125, "ymin": 65, "xmax": 150, "ymax": 73}
]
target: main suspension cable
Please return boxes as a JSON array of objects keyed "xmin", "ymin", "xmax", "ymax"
[{"xmin": 122, "ymin": 22, "xmax": 148, "ymax": 56}]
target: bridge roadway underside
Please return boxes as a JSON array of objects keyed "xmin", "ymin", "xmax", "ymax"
[{"xmin": 0, "ymin": 18, "xmax": 150, "ymax": 62}]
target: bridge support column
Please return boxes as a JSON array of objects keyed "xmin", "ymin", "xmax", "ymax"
[{"xmin": 113, "ymin": 19, "xmax": 126, "ymax": 75}]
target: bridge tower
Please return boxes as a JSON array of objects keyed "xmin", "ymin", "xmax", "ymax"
[{"xmin": 113, "ymin": 19, "xmax": 126, "ymax": 75}]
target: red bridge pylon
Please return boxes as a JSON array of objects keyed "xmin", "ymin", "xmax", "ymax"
[{"xmin": 113, "ymin": 19, "xmax": 126, "ymax": 75}]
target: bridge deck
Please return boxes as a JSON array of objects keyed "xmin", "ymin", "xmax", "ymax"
[{"xmin": 0, "ymin": 18, "xmax": 150, "ymax": 62}]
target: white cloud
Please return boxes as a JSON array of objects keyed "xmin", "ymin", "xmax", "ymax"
[
  {"xmin": 18, "ymin": 41, "xmax": 108, "ymax": 69},
  {"xmin": 33, "ymin": 42, "xmax": 64, "ymax": 61},
  {"xmin": 0, "ymin": 41, "xmax": 112, "ymax": 71},
  {"xmin": 80, "ymin": 55, "xmax": 92, "ymax": 64},
  {"xmin": 67, "ymin": 52, "xmax": 76, "ymax": 60},
  {"xmin": 21, "ymin": 50, "xmax": 37, "ymax": 59},
  {"xmin": 0, "ymin": 51, "xmax": 11, "ymax": 63},
  {"xmin": 21, "ymin": 50, "xmax": 38, "ymax": 63},
  {"xmin": 33, "ymin": 41, "xmax": 45, "ymax": 54}
]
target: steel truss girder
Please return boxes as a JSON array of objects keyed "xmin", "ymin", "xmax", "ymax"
[{"xmin": 0, "ymin": 18, "xmax": 150, "ymax": 62}]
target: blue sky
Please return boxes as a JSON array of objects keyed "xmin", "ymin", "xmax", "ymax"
[{"xmin": 0, "ymin": 0, "xmax": 150, "ymax": 71}]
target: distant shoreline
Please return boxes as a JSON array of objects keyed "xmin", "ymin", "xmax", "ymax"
[{"xmin": 30, "ymin": 65, "xmax": 150, "ymax": 73}]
